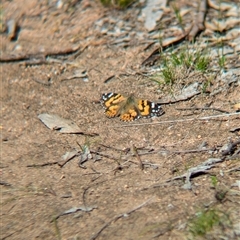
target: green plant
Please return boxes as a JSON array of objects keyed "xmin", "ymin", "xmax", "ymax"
[
  {"xmin": 210, "ymin": 175, "xmax": 218, "ymax": 188},
  {"xmin": 171, "ymin": 3, "xmax": 183, "ymax": 29},
  {"xmin": 100, "ymin": 0, "xmax": 134, "ymax": 9},
  {"xmin": 194, "ymin": 54, "xmax": 210, "ymax": 72},
  {"xmin": 161, "ymin": 59, "xmax": 176, "ymax": 85},
  {"xmin": 189, "ymin": 209, "xmax": 221, "ymax": 236},
  {"xmin": 218, "ymin": 54, "xmax": 225, "ymax": 69}
]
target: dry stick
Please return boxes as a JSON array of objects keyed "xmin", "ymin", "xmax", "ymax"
[
  {"xmin": 132, "ymin": 144, "xmax": 143, "ymax": 170},
  {"xmin": 58, "ymin": 153, "xmax": 80, "ymax": 168},
  {"xmin": 164, "ymin": 148, "xmax": 214, "ymax": 154},
  {"xmin": 26, "ymin": 161, "xmax": 59, "ymax": 167},
  {"xmin": 225, "ymin": 165, "xmax": 240, "ymax": 173},
  {"xmin": 98, "ymin": 143, "xmax": 130, "ymax": 154},
  {"xmin": 176, "ymin": 107, "xmax": 229, "ymax": 114},
  {"xmin": 188, "ymin": 0, "xmax": 207, "ymax": 40},
  {"xmin": 90, "ymin": 197, "xmax": 154, "ymax": 240},
  {"xmin": 119, "ymin": 112, "xmax": 240, "ymax": 127},
  {"xmin": 32, "ymin": 78, "xmax": 51, "ymax": 86},
  {"xmin": 90, "ymin": 150, "xmax": 121, "ymax": 161}
]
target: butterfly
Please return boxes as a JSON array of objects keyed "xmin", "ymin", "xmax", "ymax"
[{"xmin": 101, "ymin": 93, "xmax": 164, "ymax": 121}]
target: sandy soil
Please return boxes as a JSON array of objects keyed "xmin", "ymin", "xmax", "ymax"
[{"xmin": 1, "ymin": 0, "xmax": 240, "ymax": 239}]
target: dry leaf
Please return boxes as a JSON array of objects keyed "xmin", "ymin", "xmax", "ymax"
[{"xmin": 38, "ymin": 113, "xmax": 82, "ymax": 133}]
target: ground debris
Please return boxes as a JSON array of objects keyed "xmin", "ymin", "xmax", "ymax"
[
  {"xmin": 58, "ymin": 150, "xmax": 80, "ymax": 167},
  {"xmin": 220, "ymin": 138, "xmax": 240, "ymax": 156},
  {"xmin": 38, "ymin": 113, "xmax": 97, "ymax": 135},
  {"xmin": 79, "ymin": 145, "xmax": 92, "ymax": 168},
  {"xmin": 153, "ymin": 158, "xmax": 224, "ymax": 190},
  {"xmin": 52, "ymin": 205, "xmax": 97, "ymax": 222}
]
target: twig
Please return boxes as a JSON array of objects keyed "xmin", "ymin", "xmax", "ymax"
[
  {"xmin": 176, "ymin": 107, "xmax": 229, "ymax": 114},
  {"xmin": 90, "ymin": 197, "xmax": 154, "ymax": 240},
  {"xmin": 26, "ymin": 161, "xmax": 59, "ymax": 167},
  {"xmin": 32, "ymin": 78, "xmax": 51, "ymax": 86},
  {"xmin": 98, "ymin": 144, "xmax": 130, "ymax": 154},
  {"xmin": 230, "ymin": 127, "xmax": 240, "ymax": 133},
  {"xmin": 132, "ymin": 144, "xmax": 143, "ymax": 170},
  {"xmin": 188, "ymin": 0, "xmax": 207, "ymax": 40},
  {"xmin": 119, "ymin": 112, "xmax": 240, "ymax": 127},
  {"xmin": 129, "ymin": 160, "xmax": 159, "ymax": 169},
  {"xmin": 90, "ymin": 150, "xmax": 121, "ymax": 161},
  {"xmin": 162, "ymin": 148, "xmax": 214, "ymax": 154},
  {"xmin": 58, "ymin": 150, "xmax": 80, "ymax": 168},
  {"xmin": 225, "ymin": 165, "xmax": 240, "ymax": 173}
]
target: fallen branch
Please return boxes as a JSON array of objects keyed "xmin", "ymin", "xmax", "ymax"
[{"xmin": 90, "ymin": 197, "xmax": 154, "ymax": 240}]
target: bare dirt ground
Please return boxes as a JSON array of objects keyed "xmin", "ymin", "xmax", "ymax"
[{"xmin": 1, "ymin": 0, "xmax": 240, "ymax": 239}]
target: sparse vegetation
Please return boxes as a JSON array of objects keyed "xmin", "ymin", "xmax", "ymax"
[
  {"xmin": 189, "ymin": 209, "xmax": 221, "ymax": 236},
  {"xmin": 100, "ymin": 0, "xmax": 135, "ymax": 9},
  {"xmin": 171, "ymin": 3, "xmax": 184, "ymax": 29},
  {"xmin": 151, "ymin": 46, "xmax": 210, "ymax": 87}
]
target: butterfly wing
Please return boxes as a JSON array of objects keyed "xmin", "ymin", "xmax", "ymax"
[
  {"xmin": 137, "ymin": 99, "xmax": 164, "ymax": 118},
  {"xmin": 101, "ymin": 93, "xmax": 126, "ymax": 118}
]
